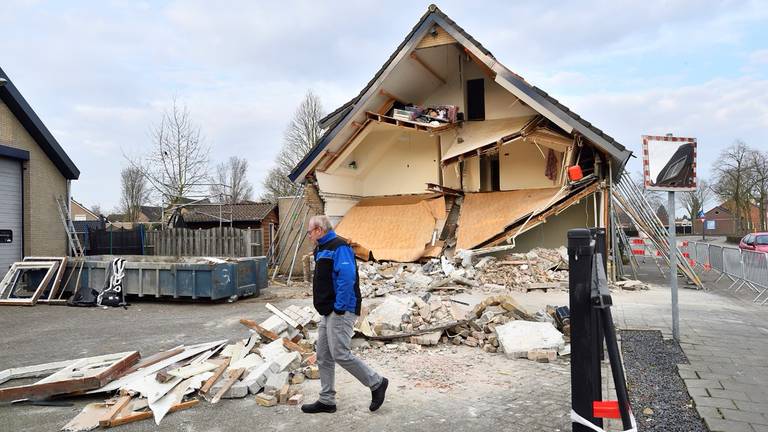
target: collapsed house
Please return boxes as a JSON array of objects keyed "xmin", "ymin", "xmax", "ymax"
[{"xmin": 285, "ymin": 5, "xmax": 632, "ymax": 264}]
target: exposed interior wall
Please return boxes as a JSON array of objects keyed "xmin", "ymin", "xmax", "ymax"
[
  {"xmin": 420, "ymin": 47, "xmax": 537, "ymax": 120},
  {"xmin": 321, "ymin": 126, "xmax": 440, "ymax": 198},
  {"xmin": 462, "ymin": 157, "xmax": 480, "ymax": 192},
  {"xmin": 442, "ymin": 162, "xmax": 461, "ymax": 190},
  {"xmin": 0, "ymin": 101, "xmax": 68, "ymax": 257},
  {"xmin": 510, "ymin": 195, "xmax": 597, "ymax": 252},
  {"xmin": 499, "ymin": 140, "xmax": 561, "ymax": 190}
]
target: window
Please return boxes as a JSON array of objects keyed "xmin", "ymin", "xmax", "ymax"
[
  {"xmin": 466, "ymin": 79, "xmax": 485, "ymax": 121},
  {"xmin": 756, "ymin": 235, "xmax": 768, "ymax": 245},
  {"xmin": 744, "ymin": 234, "xmax": 754, "ymax": 245},
  {"xmin": 74, "ymin": 215, "xmax": 87, "ymax": 221}
]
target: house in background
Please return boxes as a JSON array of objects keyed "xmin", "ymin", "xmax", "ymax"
[
  {"xmin": 694, "ymin": 203, "xmax": 768, "ymax": 236},
  {"xmin": 288, "ymin": 5, "xmax": 631, "ymax": 262},
  {"xmin": 171, "ymin": 202, "xmax": 279, "ymax": 255},
  {"xmin": 106, "ymin": 205, "xmax": 163, "ymax": 229},
  {"xmin": 0, "ymin": 66, "xmax": 80, "ymax": 274},
  {"xmin": 70, "ymin": 198, "xmax": 101, "ymax": 221}
]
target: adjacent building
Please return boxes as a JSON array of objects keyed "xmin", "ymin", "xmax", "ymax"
[{"xmin": 0, "ymin": 67, "xmax": 79, "ymax": 273}]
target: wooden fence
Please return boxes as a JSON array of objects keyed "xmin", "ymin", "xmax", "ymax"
[{"xmin": 144, "ymin": 227, "xmax": 263, "ymax": 257}]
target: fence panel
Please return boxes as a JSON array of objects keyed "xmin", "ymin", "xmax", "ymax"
[
  {"xmin": 722, "ymin": 247, "xmax": 744, "ymax": 280},
  {"xmin": 709, "ymin": 245, "xmax": 724, "ymax": 273},
  {"xmin": 743, "ymin": 250, "xmax": 768, "ymax": 289},
  {"xmin": 142, "ymin": 227, "xmax": 255, "ymax": 257},
  {"xmin": 695, "ymin": 243, "xmax": 710, "ymax": 267}
]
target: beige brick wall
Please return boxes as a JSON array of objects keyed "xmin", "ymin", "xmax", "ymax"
[{"xmin": 0, "ymin": 101, "xmax": 68, "ymax": 257}]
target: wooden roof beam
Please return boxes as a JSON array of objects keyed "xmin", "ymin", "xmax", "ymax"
[{"xmin": 409, "ymin": 52, "xmax": 447, "ymax": 84}]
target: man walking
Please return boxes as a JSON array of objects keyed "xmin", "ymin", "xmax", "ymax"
[{"xmin": 301, "ymin": 215, "xmax": 388, "ymax": 414}]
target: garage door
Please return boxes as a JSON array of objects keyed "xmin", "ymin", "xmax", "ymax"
[{"xmin": 0, "ymin": 157, "xmax": 22, "ymax": 276}]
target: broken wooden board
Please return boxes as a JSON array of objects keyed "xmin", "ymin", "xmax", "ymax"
[
  {"xmin": 199, "ymin": 359, "xmax": 230, "ymax": 395},
  {"xmin": 98, "ymin": 395, "xmax": 132, "ymax": 427},
  {"xmin": 0, "ymin": 351, "xmax": 139, "ymax": 402},
  {"xmin": 92, "ymin": 340, "xmax": 226, "ymax": 394},
  {"xmin": 210, "ymin": 368, "xmax": 245, "ymax": 404},
  {"xmin": 240, "ymin": 319, "xmax": 279, "ymax": 341},
  {"xmin": 105, "ymin": 399, "xmax": 198, "ymax": 428}
]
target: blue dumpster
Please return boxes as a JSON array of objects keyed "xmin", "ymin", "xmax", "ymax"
[{"xmin": 64, "ymin": 255, "xmax": 267, "ymax": 301}]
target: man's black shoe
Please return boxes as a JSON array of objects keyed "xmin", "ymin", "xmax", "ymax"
[
  {"xmin": 301, "ymin": 401, "xmax": 337, "ymax": 414},
  {"xmin": 369, "ymin": 377, "xmax": 388, "ymax": 411}
]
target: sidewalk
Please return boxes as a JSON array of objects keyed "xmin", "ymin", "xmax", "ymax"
[{"xmin": 613, "ymin": 264, "xmax": 768, "ymax": 432}]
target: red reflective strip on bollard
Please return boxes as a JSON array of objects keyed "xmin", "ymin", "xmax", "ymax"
[{"xmin": 593, "ymin": 400, "xmax": 621, "ymax": 419}]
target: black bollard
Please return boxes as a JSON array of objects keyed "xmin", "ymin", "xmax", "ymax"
[{"xmin": 568, "ymin": 228, "xmax": 602, "ymax": 431}]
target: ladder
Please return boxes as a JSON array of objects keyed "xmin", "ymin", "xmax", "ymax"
[{"xmin": 56, "ymin": 196, "xmax": 84, "ymax": 257}]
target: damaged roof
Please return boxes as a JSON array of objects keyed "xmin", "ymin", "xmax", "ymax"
[{"xmin": 291, "ymin": 4, "xmax": 631, "ymax": 182}]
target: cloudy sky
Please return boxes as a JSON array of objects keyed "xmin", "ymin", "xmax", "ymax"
[{"xmin": 2, "ymin": 0, "xmax": 767, "ymax": 211}]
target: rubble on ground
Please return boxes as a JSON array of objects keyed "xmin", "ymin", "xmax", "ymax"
[
  {"xmin": 356, "ymin": 292, "xmax": 571, "ymax": 362},
  {"xmin": 4, "ymin": 303, "xmax": 323, "ymax": 430},
  {"xmin": 357, "ymin": 247, "xmax": 570, "ymax": 298}
]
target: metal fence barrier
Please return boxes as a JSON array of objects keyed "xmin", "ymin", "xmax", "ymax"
[
  {"xmin": 743, "ymin": 250, "xmax": 768, "ymax": 304},
  {"xmin": 689, "ymin": 241, "xmax": 768, "ymax": 305}
]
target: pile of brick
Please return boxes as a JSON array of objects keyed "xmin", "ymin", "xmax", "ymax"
[{"xmin": 359, "ymin": 293, "xmax": 569, "ymax": 363}]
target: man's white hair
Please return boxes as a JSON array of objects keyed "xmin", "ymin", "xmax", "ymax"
[{"xmin": 309, "ymin": 214, "xmax": 333, "ymax": 232}]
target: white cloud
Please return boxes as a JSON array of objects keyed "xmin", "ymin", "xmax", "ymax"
[{"xmin": 561, "ymin": 77, "xmax": 768, "ymax": 179}]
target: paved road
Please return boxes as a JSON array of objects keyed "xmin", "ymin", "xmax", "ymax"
[{"xmin": 613, "ymin": 263, "xmax": 768, "ymax": 432}]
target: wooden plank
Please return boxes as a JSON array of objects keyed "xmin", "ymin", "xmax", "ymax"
[
  {"xmin": 239, "ymin": 319, "xmax": 279, "ymax": 341},
  {"xmin": 265, "ymin": 303, "xmax": 300, "ymax": 328},
  {"xmin": 199, "ymin": 359, "xmax": 229, "ymax": 395},
  {"xmin": 122, "ymin": 347, "xmax": 184, "ymax": 377},
  {"xmin": 282, "ymin": 338, "xmax": 308, "ymax": 354},
  {"xmin": 210, "ymin": 368, "xmax": 245, "ymax": 404},
  {"xmin": 0, "ymin": 351, "xmax": 140, "ymax": 402},
  {"xmin": 98, "ymin": 395, "xmax": 132, "ymax": 427},
  {"xmin": 0, "ymin": 357, "xmax": 83, "ymax": 385},
  {"xmin": 106, "ymin": 399, "xmax": 199, "ymax": 428}
]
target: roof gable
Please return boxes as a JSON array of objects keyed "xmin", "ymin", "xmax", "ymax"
[
  {"xmin": 0, "ymin": 67, "xmax": 79, "ymax": 179},
  {"xmin": 291, "ymin": 4, "xmax": 631, "ymax": 182}
]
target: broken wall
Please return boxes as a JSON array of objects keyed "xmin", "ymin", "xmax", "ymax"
[{"xmin": 508, "ymin": 197, "xmax": 596, "ymax": 253}]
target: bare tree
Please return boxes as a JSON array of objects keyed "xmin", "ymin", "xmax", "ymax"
[
  {"xmin": 129, "ymin": 99, "xmax": 210, "ymax": 205},
  {"xmin": 210, "ymin": 156, "xmax": 254, "ymax": 204},
  {"xmin": 678, "ymin": 179, "xmax": 712, "ymax": 224},
  {"xmin": 90, "ymin": 204, "xmax": 104, "ymax": 217},
  {"xmin": 120, "ymin": 166, "xmax": 151, "ymax": 222},
  {"xmin": 712, "ymin": 141, "xmax": 753, "ymax": 234},
  {"xmin": 262, "ymin": 90, "xmax": 324, "ymax": 202},
  {"xmin": 747, "ymin": 149, "xmax": 768, "ymax": 231}
]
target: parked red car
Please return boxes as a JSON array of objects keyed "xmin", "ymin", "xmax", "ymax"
[{"xmin": 739, "ymin": 233, "xmax": 768, "ymax": 253}]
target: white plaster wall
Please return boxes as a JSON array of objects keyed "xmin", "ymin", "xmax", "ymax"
[{"xmin": 499, "ymin": 140, "xmax": 560, "ymax": 190}]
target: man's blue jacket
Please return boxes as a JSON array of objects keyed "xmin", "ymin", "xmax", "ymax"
[{"xmin": 312, "ymin": 230, "xmax": 362, "ymax": 316}]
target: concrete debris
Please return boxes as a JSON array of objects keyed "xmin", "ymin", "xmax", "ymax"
[
  {"xmin": 357, "ymin": 247, "xmax": 572, "ymax": 298},
  {"xmin": 495, "ymin": 321, "xmax": 566, "ymax": 359},
  {"xmin": 355, "ymin": 292, "xmax": 571, "ymax": 363},
  {"xmin": 612, "ymin": 279, "xmax": 650, "ymax": 290}
]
